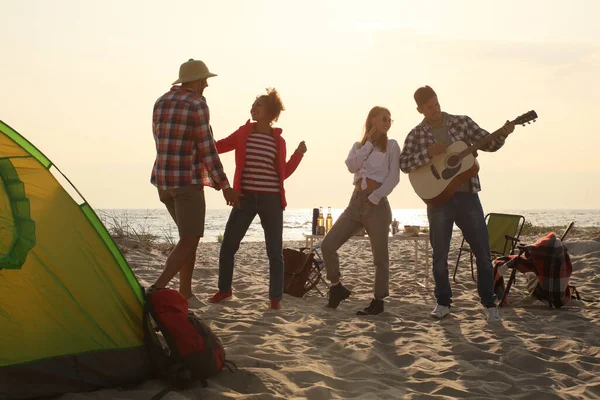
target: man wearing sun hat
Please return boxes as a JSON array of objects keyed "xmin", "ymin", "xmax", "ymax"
[{"xmin": 151, "ymin": 58, "xmax": 241, "ymax": 308}]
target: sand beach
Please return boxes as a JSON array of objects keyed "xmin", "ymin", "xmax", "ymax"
[{"xmin": 54, "ymin": 228, "xmax": 600, "ymax": 400}]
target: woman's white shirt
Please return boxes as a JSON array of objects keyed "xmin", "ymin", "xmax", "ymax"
[{"xmin": 345, "ymin": 139, "xmax": 401, "ymax": 205}]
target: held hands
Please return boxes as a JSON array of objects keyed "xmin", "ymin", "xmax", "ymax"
[
  {"xmin": 222, "ymin": 187, "xmax": 242, "ymax": 208},
  {"xmin": 296, "ymin": 141, "xmax": 307, "ymax": 154},
  {"xmin": 501, "ymin": 120, "xmax": 516, "ymax": 137},
  {"xmin": 427, "ymin": 142, "xmax": 447, "ymax": 158}
]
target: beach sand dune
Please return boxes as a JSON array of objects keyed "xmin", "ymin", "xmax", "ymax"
[{"xmin": 58, "ymin": 233, "xmax": 600, "ymax": 399}]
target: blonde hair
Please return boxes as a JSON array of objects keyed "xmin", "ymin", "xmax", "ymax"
[
  {"xmin": 257, "ymin": 88, "xmax": 285, "ymax": 123},
  {"xmin": 360, "ymin": 106, "xmax": 390, "ymax": 152}
]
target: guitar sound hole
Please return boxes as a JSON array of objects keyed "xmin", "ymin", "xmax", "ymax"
[{"xmin": 446, "ymin": 155, "xmax": 460, "ymax": 167}]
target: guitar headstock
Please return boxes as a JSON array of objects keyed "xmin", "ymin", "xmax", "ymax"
[{"xmin": 513, "ymin": 110, "xmax": 538, "ymax": 126}]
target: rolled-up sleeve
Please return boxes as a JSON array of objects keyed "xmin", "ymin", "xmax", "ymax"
[
  {"xmin": 464, "ymin": 116, "xmax": 506, "ymax": 152},
  {"xmin": 345, "ymin": 141, "xmax": 374, "ymax": 173},
  {"xmin": 399, "ymin": 129, "xmax": 432, "ymax": 173},
  {"xmin": 195, "ymin": 103, "xmax": 230, "ymax": 190}
]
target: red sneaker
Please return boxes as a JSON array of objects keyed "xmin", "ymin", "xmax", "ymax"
[
  {"xmin": 269, "ymin": 299, "xmax": 282, "ymax": 310},
  {"xmin": 208, "ymin": 291, "xmax": 232, "ymax": 303}
]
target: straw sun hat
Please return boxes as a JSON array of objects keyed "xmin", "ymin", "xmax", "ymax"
[{"xmin": 172, "ymin": 58, "xmax": 217, "ymax": 85}]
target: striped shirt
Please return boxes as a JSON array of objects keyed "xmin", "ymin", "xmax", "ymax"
[
  {"xmin": 241, "ymin": 132, "xmax": 280, "ymax": 193},
  {"xmin": 151, "ymin": 86, "xmax": 230, "ymax": 190}
]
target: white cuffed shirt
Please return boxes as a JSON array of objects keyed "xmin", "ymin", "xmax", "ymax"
[{"xmin": 345, "ymin": 139, "xmax": 401, "ymax": 205}]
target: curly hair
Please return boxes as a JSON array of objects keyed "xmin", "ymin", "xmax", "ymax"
[{"xmin": 257, "ymin": 88, "xmax": 285, "ymax": 123}]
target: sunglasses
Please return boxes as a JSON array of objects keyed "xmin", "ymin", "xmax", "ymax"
[{"xmin": 382, "ymin": 116, "xmax": 394, "ymax": 124}]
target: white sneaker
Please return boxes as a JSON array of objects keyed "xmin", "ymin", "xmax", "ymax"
[
  {"xmin": 486, "ymin": 306, "xmax": 501, "ymax": 322},
  {"xmin": 187, "ymin": 295, "xmax": 204, "ymax": 309},
  {"xmin": 430, "ymin": 304, "xmax": 451, "ymax": 319}
]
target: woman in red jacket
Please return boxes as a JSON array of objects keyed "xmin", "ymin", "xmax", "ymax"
[{"xmin": 208, "ymin": 88, "xmax": 307, "ymax": 309}]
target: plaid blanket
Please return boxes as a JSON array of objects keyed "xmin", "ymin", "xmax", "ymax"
[{"xmin": 493, "ymin": 232, "xmax": 574, "ymax": 308}]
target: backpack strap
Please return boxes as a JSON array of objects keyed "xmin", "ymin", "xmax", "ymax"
[
  {"xmin": 570, "ymin": 286, "xmax": 580, "ymax": 301},
  {"xmin": 223, "ymin": 360, "xmax": 239, "ymax": 373},
  {"xmin": 143, "ymin": 287, "xmax": 204, "ymax": 399},
  {"xmin": 142, "ymin": 290, "xmax": 172, "ymax": 378},
  {"xmin": 151, "ymin": 386, "xmax": 174, "ymax": 400},
  {"xmin": 570, "ymin": 286, "xmax": 599, "ymax": 303}
]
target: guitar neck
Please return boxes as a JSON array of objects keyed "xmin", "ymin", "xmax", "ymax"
[{"xmin": 457, "ymin": 119, "xmax": 515, "ymax": 159}]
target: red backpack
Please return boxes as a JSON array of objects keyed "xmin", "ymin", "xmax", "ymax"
[{"xmin": 142, "ymin": 287, "xmax": 236, "ymax": 398}]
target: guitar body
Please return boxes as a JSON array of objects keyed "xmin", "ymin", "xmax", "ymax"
[
  {"xmin": 409, "ymin": 141, "xmax": 479, "ymax": 207},
  {"xmin": 407, "ymin": 110, "xmax": 538, "ymax": 207}
]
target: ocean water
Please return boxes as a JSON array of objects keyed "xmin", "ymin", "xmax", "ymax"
[{"xmin": 97, "ymin": 208, "xmax": 600, "ymax": 243}]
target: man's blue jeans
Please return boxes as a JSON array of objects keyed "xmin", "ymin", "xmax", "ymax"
[
  {"xmin": 427, "ymin": 192, "xmax": 495, "ymax": 307},
  {"xmin": 218, "ymin": 192, "xmax": 284, "ymax": 300}
]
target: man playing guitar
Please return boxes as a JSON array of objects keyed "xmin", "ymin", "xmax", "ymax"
[{"xmin": 399, "ymin": 85, "xmax": 514, "ymax": 322}]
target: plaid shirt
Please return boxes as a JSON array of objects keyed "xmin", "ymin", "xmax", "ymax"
[
  {"xmin": 151, "ymin": 86, "xmax": 230, "ymax": 190},
  {"xmin": 399, "ymin": 112, "xmax": 506, "ymax": 193}
]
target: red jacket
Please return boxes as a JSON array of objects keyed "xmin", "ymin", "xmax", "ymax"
[{"xmin": 215, "ymin": 120, "xmax": 303, "ymax": 209}]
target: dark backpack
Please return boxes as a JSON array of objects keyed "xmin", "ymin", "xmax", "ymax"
[
  {"xmin": 142, "ymin": 287, "xmax": 236, "ymax": 399},
  {"xmin": 283, "ymin": 247, "xmax": 315, "ymax": 297}
]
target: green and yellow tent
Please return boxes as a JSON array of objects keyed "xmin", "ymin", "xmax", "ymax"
[{"xmin": 0, "ymin": 120, "xmax": 150, "ymax": 399}]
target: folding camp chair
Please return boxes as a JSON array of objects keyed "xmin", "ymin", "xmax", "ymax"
[
  {"xmin": 453, "ymin": 213, "xmax": 525, "ymax": 282},
  {"xmin": 304, "ymin": 245, "xmax": 327, "ymax": 296},
  {"xmin": 499, "ymin": 221, "xmax": 575, "ymax": 306},
  {"xmin": 283, "ymin": 245, "xmax": 327, "ymax": 297}
]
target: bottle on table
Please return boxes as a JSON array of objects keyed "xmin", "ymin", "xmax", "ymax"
[
  {"xmin": 312, "ymin": 208, "xmax": 319, "ymax": 235},
  {"xmin": 326, "ymin": 206, "xmax": 333, "ymax": 233},
  {"xmin": 317, "ymin": 206, "xmax": 325, "ymax": 235}
]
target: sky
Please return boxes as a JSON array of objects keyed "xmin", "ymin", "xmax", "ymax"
[{"xmin": 1, "ymin": 0, "xmax": 599, "ymax": 211}]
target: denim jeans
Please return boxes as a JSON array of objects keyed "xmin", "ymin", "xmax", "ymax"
[
  {"xmin": 218, "ymin": 192, "xmax": 284, "ymax": 300},
  {"xmin": 321, "ymin": 191, "xmax": 392, "ymax": 299},
  {"xmin": 427, "ymin": 192, "xmax": 495, "ymax": 307}
]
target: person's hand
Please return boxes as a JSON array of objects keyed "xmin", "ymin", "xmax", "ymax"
[
  {"xmin": 222, "ymin": 187, "xmax": 242, "ymax": 208},
  {"xmin": 427, "ymin": 142, "xmax": 447, "ymax": 158},
  {"xmin": 501, "ymin": 120, "xmax": 515, "ymax": 136},
  {"xmin": 367, "ymin": 126, "xmax": 382, "ymax": 144},
  {"xmin": 296, "ymin": 141, "xmax": 307, "ymax": 154}
]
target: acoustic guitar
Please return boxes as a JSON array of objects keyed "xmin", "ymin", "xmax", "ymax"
[{"xmin": 408, "ymin": 110, "xmax": 538, "ymax": 207}]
